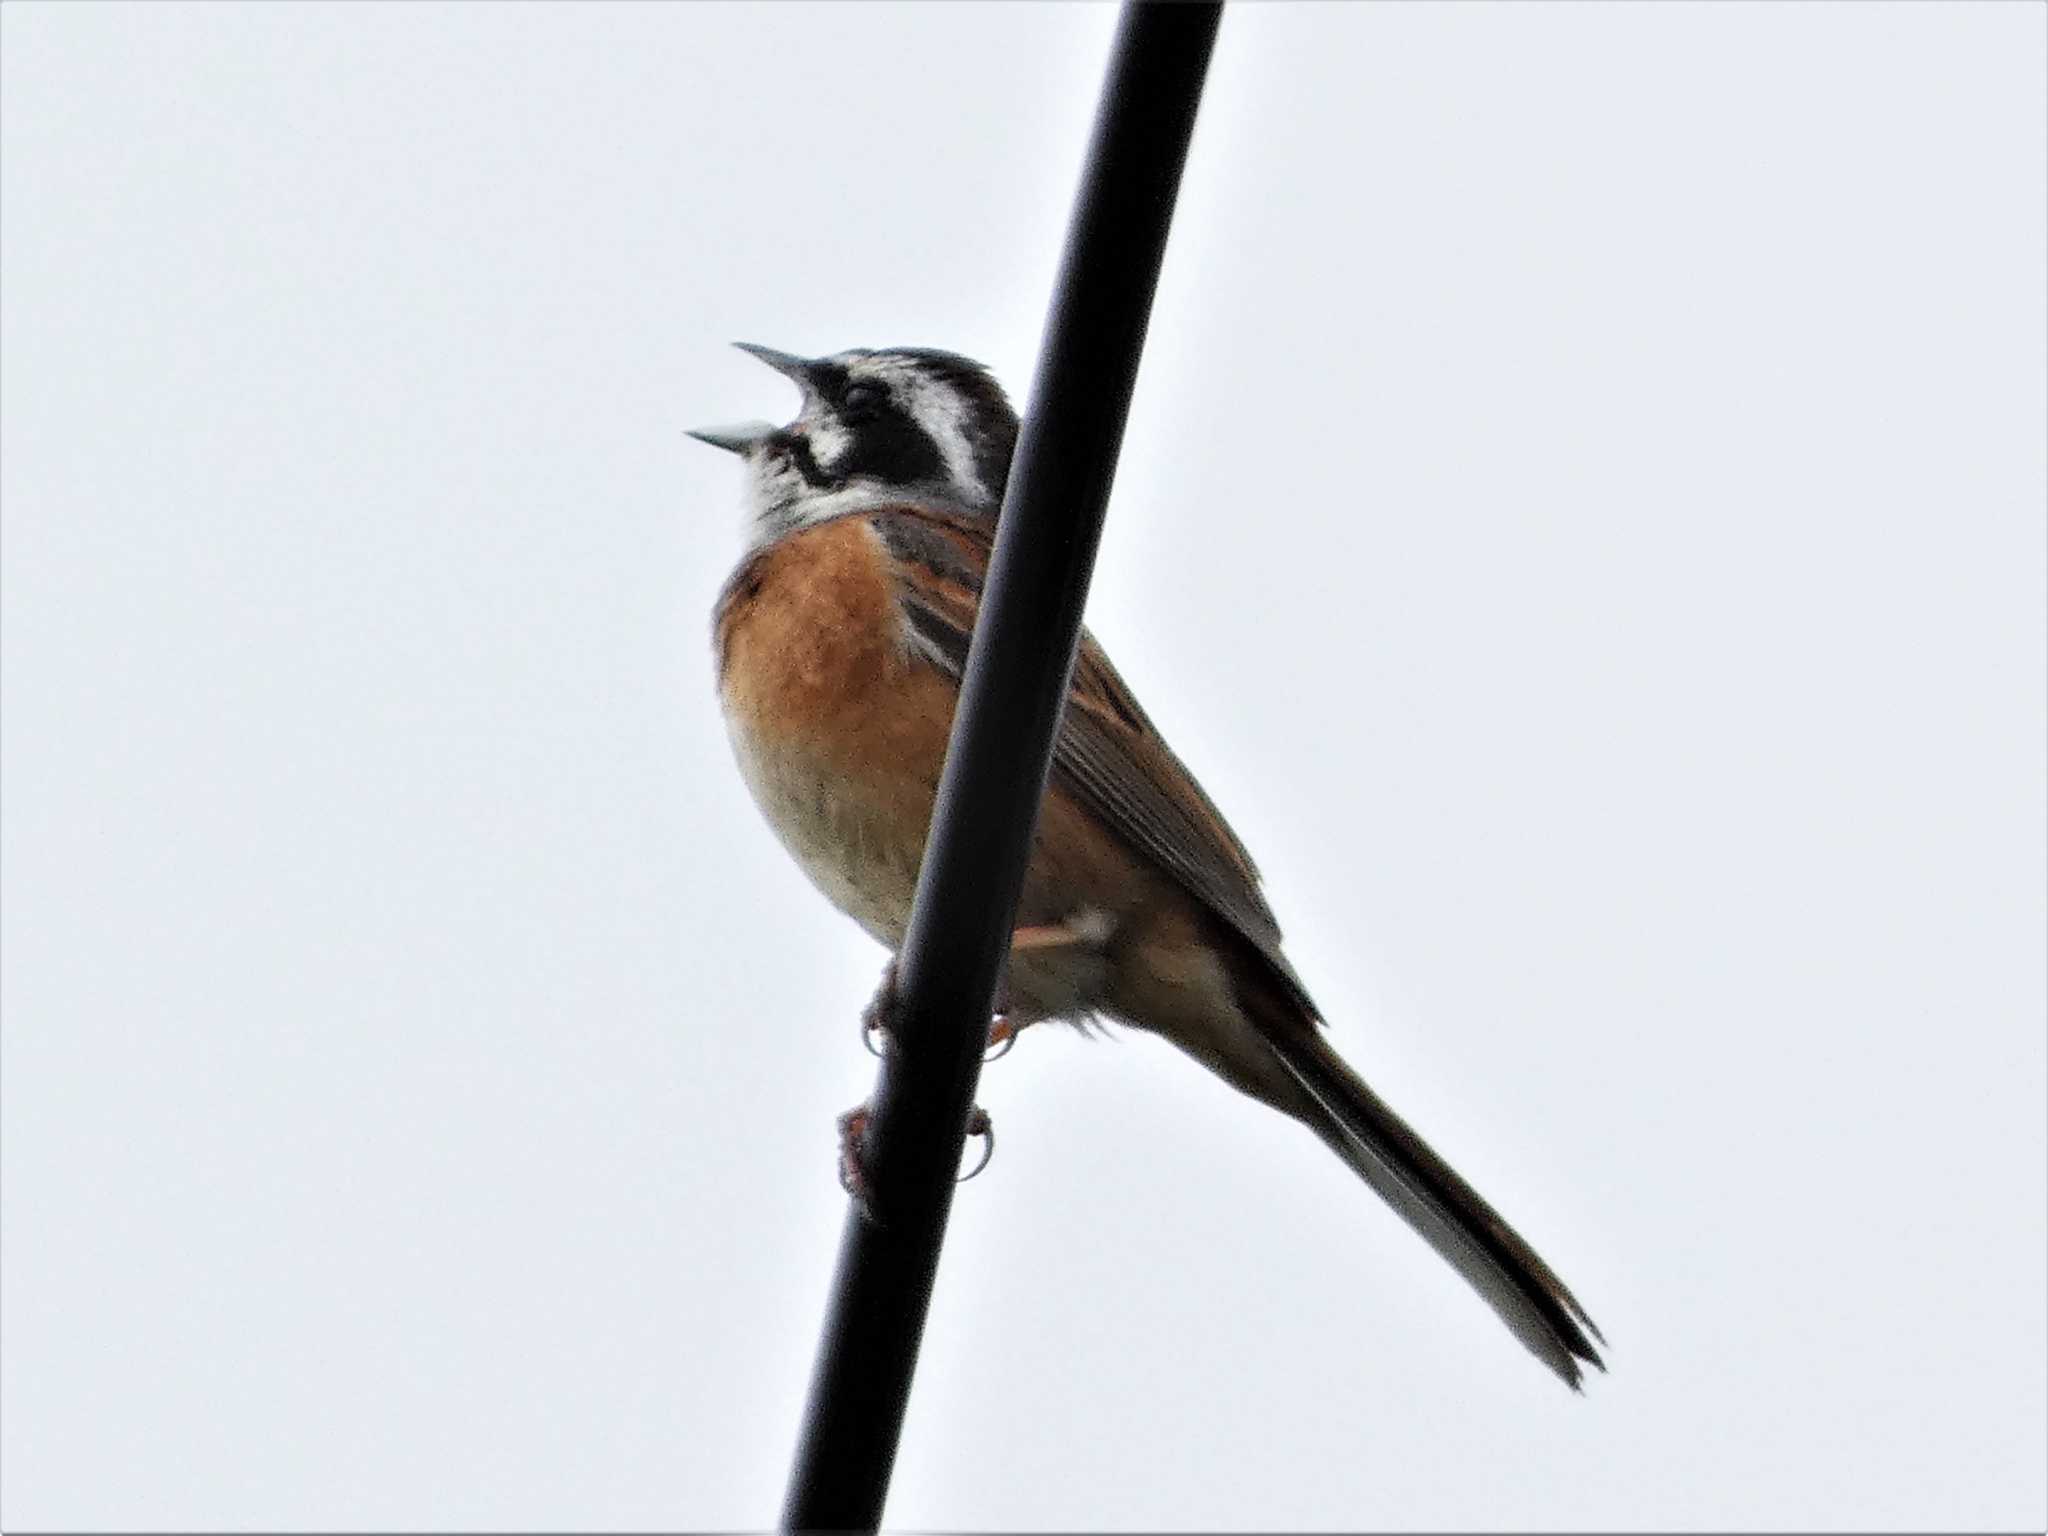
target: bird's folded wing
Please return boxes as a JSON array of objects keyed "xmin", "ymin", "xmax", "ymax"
[{"xmin": 871, "ymin": 503, "xmax": 1317, "ymax": 1017}]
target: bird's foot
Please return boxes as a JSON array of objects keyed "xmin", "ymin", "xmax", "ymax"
[
  {"xmin": 983, "ymin": 1013, "xmax": 1022, "ymax": 1063},
  {"xmin": 837, "ymin": 1101, "xmax": 877, "ymax": 1208},
  {"xmin": 836, "ymin": 1102, "xmax": 996, "ymax": 1222},
  {"xmin": 859, "ymin": 959, "xmax": 899, "ymax": 1058},
  {"xmin": 863, "ymin": 954, "xmax": 1024, "ymax": 1064}
]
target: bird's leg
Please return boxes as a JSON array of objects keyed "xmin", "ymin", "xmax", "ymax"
[
  {"xmin": 844, "ymin": 950, "xmax": 1007, "ymax": 1216},
  {"xmin": 1009, "ymin": 923, "xmax": 1086, "ymax": 952}
]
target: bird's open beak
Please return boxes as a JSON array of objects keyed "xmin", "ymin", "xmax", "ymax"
[
  {"xmin": 685, "ymin": 420, "xmax": 778, "ymax": 455},
  {"xmin": 731, "ymin": 341, "xmax": 818, "ymax": 386},
  {"xmin": 687, "ymin": 342, "xmax": 824, "ymax": 452}
]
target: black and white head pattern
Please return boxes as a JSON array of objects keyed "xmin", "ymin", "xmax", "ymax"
[{"xmin": 722, "ymin": 346, "xmax": 1018, "ymax": 545}]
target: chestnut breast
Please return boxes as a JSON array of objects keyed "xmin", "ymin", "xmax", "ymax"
[{"xmin": 713, "ymin": 514, "xmax": 957, "ymax": 945}]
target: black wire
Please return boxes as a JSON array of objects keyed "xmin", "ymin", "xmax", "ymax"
[{"xmin": 780, "ymin": 5, "xmax": 1223, "ymax": 1530}]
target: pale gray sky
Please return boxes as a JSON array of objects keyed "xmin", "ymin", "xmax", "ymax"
[{"xmin": 3, "ymin": 3, "xmax": 2044, "ymax": 1530}]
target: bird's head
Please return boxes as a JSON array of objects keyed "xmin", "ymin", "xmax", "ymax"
[{"xmin": 690, "ymin": 343, "xmax": 1018, "ymax": 545}]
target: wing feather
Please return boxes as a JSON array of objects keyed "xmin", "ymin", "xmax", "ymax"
[{"xmin": 870, "ymin": 504, "xmax": 1317, "ymax": 1016}]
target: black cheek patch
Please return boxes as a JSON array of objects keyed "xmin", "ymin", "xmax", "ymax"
[
  {"xmin": 840, "ymin": 402, "xmax": 945, "ymax": 489},
  {"xmin": 772, "ymin": 430, "xmax": 833, "ymax": 490}
]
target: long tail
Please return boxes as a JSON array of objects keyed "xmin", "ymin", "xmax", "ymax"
[{"xmin": 1259, "ymin": 1026, "xmax": 1605, "ymax": 1388}]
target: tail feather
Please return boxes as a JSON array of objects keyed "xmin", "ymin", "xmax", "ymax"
[{"xmin": 1260, "ymin": 1027, "xmax": 1604, "ymax": 1388}]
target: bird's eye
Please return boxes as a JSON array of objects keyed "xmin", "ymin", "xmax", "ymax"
[{"xmin": 841, "ymin": 381, "xmax": 885, "ymax": 422}]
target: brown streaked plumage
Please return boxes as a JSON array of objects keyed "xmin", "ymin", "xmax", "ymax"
[{"xmin": 695, "ymin": 343, "xmax": 1604, "ymax": 1388}]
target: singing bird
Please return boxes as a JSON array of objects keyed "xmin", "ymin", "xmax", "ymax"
[{"xmin": 691, "ymin": 343, "xmax": 1604, "ymax": 1387}]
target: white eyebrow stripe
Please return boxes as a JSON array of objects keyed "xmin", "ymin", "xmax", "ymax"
[
  {"xmin": 902, "ymin": 375, "xmax": 985, "ymax": 504},
  {"xmin": 854, "ymin": 355, "xmax": 989, "ymax": 507}
]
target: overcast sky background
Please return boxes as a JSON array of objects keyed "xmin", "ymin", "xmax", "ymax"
[{"xmin": 4, "ymin": 3, "xmax": 2044, "ymax": 1530}]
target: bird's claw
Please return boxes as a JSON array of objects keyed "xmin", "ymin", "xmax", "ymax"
[
  {"xmin": 981, "ymin": 961, "xmax": 1023, "ymax": 1061},
  {"xmin": 959, "ymin": 1105, "xmax": 995, "ymax": 1181},
  {"xmin": 983, "ymin": 1015, "xmax": 1020, "ymax": 1063},
  {"xmin": 860, "ymin": 959, "xmax": 899, "ymax": 1058}
]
